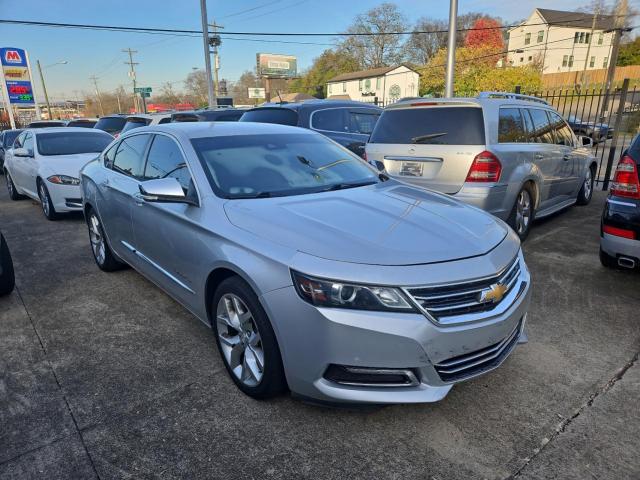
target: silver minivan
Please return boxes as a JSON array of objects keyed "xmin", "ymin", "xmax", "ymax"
[{"xmin": 366, "ymin": 93, "xmax": 597, "ymax": 239}]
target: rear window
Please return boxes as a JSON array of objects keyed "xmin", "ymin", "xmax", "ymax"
[
  {"xmin": 67, "ymin": 120, "xmax": 97, "ymax": 128},
  {"xmin": 28, "ymin": 121, "xmax": 66, "ymax": 128},
  {"xmin": 36, "ymin": 132, "xmax": 112, "ymax": 156},
  {"xmin": 370, "ymin": 107, "xmax": 485, "ymax": 145},
  {"xmin": 172, "ymin": 113, "xmax": 198, "ymax": 123},
  {"xmin": 94, "ymin": 116, "xmax": 127, "ymax": 133},
  {"xmin": 121, "ymin": 117, "xmax": 151, "ymax": 133},
  {"xmin": 240, "ymin": 108, "xmax": 299, "ymax": 126}
]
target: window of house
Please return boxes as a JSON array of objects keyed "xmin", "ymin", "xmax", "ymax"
[
  {"xmin": 537, "ymin": 30, "xmax": 544, "ymax": 43},
  {"xmin": 574, "ymin": 32, "xmax": 580, "ymax": 43},
  {"xmin": 342, "ymin": 82, "xmax": 346, "ymax": 93},
  {"xmin": 376, "ymin": 77, "xmax": 381, "ymax": 90},
  {"xmin": 603, "ymin": 57, "xmax": 608, "ymax": 68},
  {"xmin": 528, "ymin": 56, "xmax": 533, "ymax": 61},
  {"xmin": 525, "ymin": 32, "xmax": 531, "ymax": 45},
  {"xmin": 358, "ymin": 79, "xmax": 363, "ymax": 91},
  {"xmin": 585, "ymin": 32, "xmax": 591, "ymax": 43},
  {"xmin": 590, "ymin": 56, "xmax": 595, "ymax": 68},
  {"xmin": 580, "ymin": 32, "xmax": 586, "ymax": 43},
  {"xmin": 328, "ymin": 84, "xmax": 332, "ymax": 95},
  {"xmin": 520, "ymin": 57, "xmax": 524, "ymax": 63},
  {"xmin": 562, "ymin": 55, "xmax": 569, "ymax": 67},
  {"xmin": 598, "ymin": 32, "xmax": 604, "ymax": 45},
  {"xmin": 568, "ymin": 55, "xmax": 574, "ymax": 67}
]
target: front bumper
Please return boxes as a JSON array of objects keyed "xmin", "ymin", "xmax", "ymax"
[
  {"xmin": 46, "ymin": 182, "xmax": 83, "ymax": 212},
  {"xmin": 262, "ymin": 256, "xmax": 531, "ymax": 404}
]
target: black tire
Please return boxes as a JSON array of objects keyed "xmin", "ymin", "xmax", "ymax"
[
  {"xmin": 85, "ymin": 208, "xmax": 125, "ymax": 272},
  {"xmin": 37, "ymin": 179, "xmax": 59, "ymax": 221},
  {"xmin": 0, "ymin": 233, "xmax": 15, "ymax": 296},
  {"xmin": 507, "ymin": 184, "xmax": 535, "ymax": 241},
  {"xmin": 211, "ymin": 276, "xmax": 287, "ymax": 399},
  {"xmin": 600, "ymin": 248, "xmax": 616, "ymax": 269},
  {"xmin": 576, "ymin": 165, "xmax": 595, "ymax": 206},
  {"xmin": 5, "ymin": 171, "xmax": 24, "ymax": 200}
]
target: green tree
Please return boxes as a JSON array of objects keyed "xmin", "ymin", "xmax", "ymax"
[
  {"xmin": 289, "ymin": 49, "xmax": 360, "ymax": 97},
  {"xmin": 617, "ymin": 37, "xmax": 640, "ymax": 66}
]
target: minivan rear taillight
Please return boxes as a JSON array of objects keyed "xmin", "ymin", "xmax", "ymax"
[
  {"xmin": 610, "ymin": 155, "xmax": 640, "ymax": 199},
  {"xmin": 465, "ymin": 151, "xmax": 502, "ymax": 182}
]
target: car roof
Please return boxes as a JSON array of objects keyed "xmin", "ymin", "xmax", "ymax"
[
  {"xmin": 26, "ymin": 127, "xmax": 113, "ymax": 134},
  {"xmin": 251, "ymin": 99, "xmax": 382, "ymax": 111},
  {"xmin": 127, "ymin": 113, "xmax": 171, "ymax": 119},
  {"xmin": 387, "ymin": 96, "xmax": 551, "ymax": 110},
  {"xmin": 132, "ymin": 120, "xmax": 312, "ymax": 139}
]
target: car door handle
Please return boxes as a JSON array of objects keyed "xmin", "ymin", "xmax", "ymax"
[{"xmin": 534, "ymin": 154, "xmax": 544, "ymax": 159}]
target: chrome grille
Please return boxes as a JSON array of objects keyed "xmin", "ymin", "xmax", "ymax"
[
  {"xmin": 405, "ymin": 256, "xmax": 521, "ymax": 322},
  {"xmin": 434, "ymin": 319, "xmax": 522, "ymax": 383}
]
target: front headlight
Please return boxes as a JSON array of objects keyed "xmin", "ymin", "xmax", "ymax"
[
  {"xmin": 47, "ymin": 175, "xmax": 80, "ymax": 185},
  {"xmin": 291, "ymin": 270, "xmax": 415, "ymax": 312}
]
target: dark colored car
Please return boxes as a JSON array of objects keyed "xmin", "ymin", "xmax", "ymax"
[
  {"xmin": 27, "ymin": 120, "xmax": 67, "ymax": 128},
  {"xmin": 0, "ymin": 129, "xmax": 23, "ymax": 170},
  {"xmin": 240, "ymin": 100, "xmax": 382, "ymax": 158},
  {"xmin": 170, "ymin": 109, "xmax": 245, "ymax": 123},
  {"xmin": 0, "ymin": 231, "xmax": 15, "ymax": 296},
  {"xmin": 67, "ymin": 118, "xmax": 98, "ymax": 128},
  {"xmin": 600, "ymin": 134, "xmax": 640, "ymax": 270},
  {"xmin": 94, "ymin": 115, "xmax": 128, "ymax": 137},
  {"xmin": 567, "ymin": 115, "xmax": 613, "ymax": 143}
]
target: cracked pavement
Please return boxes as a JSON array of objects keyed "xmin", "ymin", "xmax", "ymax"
[{"xmin": 0, "ymin": 186, "xmax": 639, "ymax": 480}]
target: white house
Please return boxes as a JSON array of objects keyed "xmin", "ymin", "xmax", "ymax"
[
  {"xmin": 507, "ymin": 8, "xmax": 615, "ymax": 73},
  {"xmin": 326, "ymin": 65, "xmax": 420, "ymax": 105}
]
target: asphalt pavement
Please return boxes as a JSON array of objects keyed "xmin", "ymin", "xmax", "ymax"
[{"xmin": 0, "ymin": 184, "xmax": 638, "ymax": 480}]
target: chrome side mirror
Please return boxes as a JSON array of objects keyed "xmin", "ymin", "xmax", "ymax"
[
  {"xmin": 578, "ymin": 135, "xmax": 593, "ymax": 148},
  {"xmin": 138, "ymin": 178, "xmax": 197, "ymax": 205},
  {"xmin": 13, "ymin": 147, "xmax": 33, "ymax": 157}
]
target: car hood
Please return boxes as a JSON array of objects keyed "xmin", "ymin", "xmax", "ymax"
[
  {"xmin": 223, "ymin": 182, "xmax": 508, "ymax": 266},
  {"xmin": 40, "ymin": 153, "xmax": 100, "ymax": 177}
]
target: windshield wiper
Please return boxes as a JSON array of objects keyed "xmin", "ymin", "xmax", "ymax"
[
  {"xmin": 229, "ymin": 191, "xmax": 273, "ymax": 199},
  {"xmin": 322, "ymin": 180, "xmax": 378, "ymax": 192},
  {"xmin": 411, "ymin": 132, "xmax": 447, "ymax": 144}
]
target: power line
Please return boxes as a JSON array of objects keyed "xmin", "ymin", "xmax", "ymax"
[{"xmin": 218, "ymin": 0, "xmax": 283, "ymax": 19}]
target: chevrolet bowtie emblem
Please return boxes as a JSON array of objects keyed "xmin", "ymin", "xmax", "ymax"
[{"xmin": 479, "ymin": 283, "xmax": 508, "ymax": 304}]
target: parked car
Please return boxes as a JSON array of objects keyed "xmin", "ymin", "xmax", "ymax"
[
  {"xmin": 94, "ymin": 114, "xmax": 128, "ymax": 137},
  {"xmin": 170, "ymin": 108, "xmax": 245, "ymax": 123},
  {"xmin": 119, "ymin": 113, "xmax": 172, "ymax": 135},
  {"xmin": 66, "ymin": 118, "xmax": 98, "ymax": 128},
  {"xmin": 240, "ymin": 100, "xmax": 382, "ymax": 158},
  {"xmin": 366, "ymin": 93, "xmax": 597, "ymax": 240},
  {"xmin": 0, "ymin": 128, "xmax": 23, "ymax": 170},
  {"xmin": 566, "ymin": 114, "xmax": 613, "ymax": 143},
  {"xmin": 600, "ymin": 134, "xmax": 640, "ymax": 270},
  {"xmin": 4, "ymin": 127, "xmax": 113, "ymax": 220},
  {"xmin": 0, "ymin": 231, "xmax": 15, "ymax": 296},
  {"xmin": 27, "ymin": 120, "xmax": 67, "ymax": 128},
  {"xmin": 80, "ymin": 122, "xmax": 531, "ymax": 404}
]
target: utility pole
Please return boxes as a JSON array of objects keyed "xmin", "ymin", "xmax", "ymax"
[
  {"xmin": 123, "ymin": 48, "xmax": 139, "ymax": 113},
  {"xmin": 578, "ymin": 7, "xmax": 599, "ymax": 87},
  {"xmin": 444, "ymin": 0, "xmax": 458, "ymax": 97},
  {"xmin": 36, "ymin": 60, "xmax": 53, "ymax": 119},
  {"xmin": 209, "ymin": 20, "xmax": 224, "ymax": 98},
  {"xmin": 89, "ymin": 76, "xmax": 104, "ymax": 117},
  {"xmin": 601, "ymin": 0, "xmax": 628, "ymax": 119},
  {"xmin": 200, "ymin": 0, "xmax": 216, "ymax": 108}
]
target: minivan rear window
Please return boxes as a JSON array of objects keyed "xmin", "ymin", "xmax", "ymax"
[
  {"xmin": 240, "ymin": 108, "xmax": 299, "ymax": 126},
  {"xmin": 121, "ymin": 117, "xmax": 151, "ymax": 133},
  {"xmin": 369, "ymin": 107, "xmax": 485, "ymax": 145},
  {"xmin": 94, "ymin": 116, "xmax": 127, "ymax": 133}
]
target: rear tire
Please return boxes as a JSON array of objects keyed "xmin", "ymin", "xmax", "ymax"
[
  {"xmin": 86, "ymin": 208, "xmax": 125, "ymax": 272},
  {"xmin": 576, "ymin": 166, "xmax": 595, "ymax": 205},
  {"xmin": 5, "ymin": 171, "xmax": 24, "ymax": 201},
  {"xmin": 211, "ymin": 276, "xmax": 287, "ymax": 400},
  {"xmin": 37, "ymin": 180, "xmax": 59, "ymax": 221},
  {"xmin": 0, "ymin": 233, "xmax": 15, "ymax": 296},
  {"xmin": 507, "ymin": 184, "xmax": 535, "ymax": 241}
]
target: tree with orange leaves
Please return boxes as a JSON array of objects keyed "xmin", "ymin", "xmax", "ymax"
[{"xmin": 464, "ymin": 18, "xmax": 505, "ymax": 50}]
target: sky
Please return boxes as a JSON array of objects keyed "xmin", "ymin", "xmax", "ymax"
[{"xmin": 0, "ymin": 0, "xmax": 637, "ymax": 102}]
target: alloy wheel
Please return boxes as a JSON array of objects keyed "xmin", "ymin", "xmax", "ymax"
[
  {"xmin": 216, "ymin": 293, "xmax": 264, "ymax": 387},
  {"xmin": 88, "ymin": 214, "xmax": 106, "ymax": 266},
  {"xmin": 38, "ymin": 182, "xmax": 50, "ymax": 217},
  {"xmin": 583, "ymin": 168, "xmax": 593, "ymax": 200},
  {"xmin": 515, "ymin": 189, "xmax": 532, "ymax": 235}
]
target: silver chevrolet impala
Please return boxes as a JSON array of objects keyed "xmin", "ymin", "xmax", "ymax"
[{"xmin": 80, "ymin": 122, "xmax": 531, "ymax": 404}]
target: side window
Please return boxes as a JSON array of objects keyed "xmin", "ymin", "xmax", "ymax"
[
  {"xmin": 521, "ymin": 108, "xmax": 535, "ymax": 141},
  {"xmin": 311, "ymin": 109, "xmax": 347, "ymax": 132},
  {"xmin": 103, "ymin": 143, "xmax": 118, "ymax": 168},
  {"xmin": 23, "ymin": 133, "xmax": 34, "ymax": 153},
  {"xmin": 112, "ymin": 134, "xmax": 149, "ymax": 178},
  {"xmin": 548, "ymin": 111, "xmax": 574, "ymax": 147},
  {"xmin": 143, "ymin": 135, "xmax": 192, "ymax": 192},
  {"xmin": 14, "ymin": 132, "xmax": 26, "ymax": 149},
  {"xmin": 528, "ymin": 108, "xmax": 554, "ymax": 144},
  {"xmin": 349, "ymin": 111, "xmax": 379, "ymax": 135},
  {"xmin": 158, "ymin": 117, "xmax": 172, "ymax": 124},
  {"xmin": 498, "ymin": 108, "xmax": 527, "ymax": 143}
]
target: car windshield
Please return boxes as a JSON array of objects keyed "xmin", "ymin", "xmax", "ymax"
[
  {"xmin": 191, "ymin": 133, "xmax": 380, "ymax": 199},
  {"xmin": 369, "ymin": 107, "xmax": 485, "ymax": 145},
  {"xmin": 121, "ymin": 118, "xmax": 151, "ymax": 133},
  {"xmin": 240, "ymin": 108, "xmax": 299, "ymax": 126},
  {"xmin": 94, "ymin": 117, "xmax": 127, "ymax": 133},
  {"xmin": 3, "ymin": 130, "xmax": 21, "ymax": 147},
  {"xmin": 36, "ymin": 132, "xmax": 112, "ymax": 156}
]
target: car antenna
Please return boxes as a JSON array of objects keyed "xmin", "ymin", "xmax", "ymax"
[{"xmin": 276, "ymin": 89, "xmax": 283, "ymax": 104}]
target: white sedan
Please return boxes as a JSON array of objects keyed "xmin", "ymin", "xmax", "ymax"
[{"xmin": 4, "ymin": 127, "xmax": 113, "ymax": 220}]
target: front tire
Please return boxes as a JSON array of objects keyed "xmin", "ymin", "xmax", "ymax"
[
  {"xmin": 86, "ymin": 208, "xmax": 125, "ymax": 272},
  {"xmin": 0, "ymin": 233, "xmax": 15, "ymax": 296},
  {"xmin": 5, "ymin": 171, "xmax": 24, "ymax": 201},
  {"xmin": 507, "ymin": 185, "xmax": 535, "ymax": 241},
  {"xmin": 212, "ymin": 276, "xmax": 287, "ymax": 399},
  {"xmin": 37, "ymin": 180, "xmax": 59, "ymax": 221},
  {"xmin": 576, "ymin": 166, "xmax": 595, "ymax": 205}
]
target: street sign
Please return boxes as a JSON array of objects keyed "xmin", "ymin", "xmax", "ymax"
[
  {"xmin": 0, "ymin": 48, "xmax": 35, "ymax": 104},
  {"xmin": 248, "ymin": 87, "xmax": 266, "ymax": 99},
  {"xmin": 134, "ymin": 87, "xmax": 152, "ymax": 93},
  {"xmin": 141, "ymin": 92, "xmax": 151, "ymax": 98}
]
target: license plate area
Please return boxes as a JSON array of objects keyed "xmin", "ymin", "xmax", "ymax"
[{"xmin": 400, "ymin": 161, "xmax": 424, "ymax": 177}]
